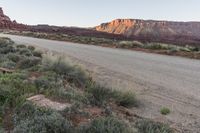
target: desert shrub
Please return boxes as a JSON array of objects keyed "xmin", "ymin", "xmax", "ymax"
[
  {"xmin": 86, "ymin": 83, "xmax": 137, "ymax": 107},
  {"xmin": 18, "ymin": 57, "xmax": 41, "ymax": 69},
  {"xmin": 86, "ymin": 83, "xmax": 114, "ymax": 106},
  {"xmin": 27, "ymin": 45, "xmax": 35, "ymax": 51},
  {"xmin": 0, "ymin": 37, "xmax": 13, "ymax": 44},
  {"xmin": 42, "ymin": 56, "xmax": 89, "ymax": 87},
  {"xmin": 0, "ymin": 72, "xmax": 28, "ymax": 83},
  {"xmin": 6, "ymin": 53, "xmax": 21, "ymax": 63},
  {"xmin": 185, "ymin": 45, "xmax": 199, "ymax": 52},
  {"xmin": 189, "ymin": 47, "xmax": 199, "ymax": 52},
  {"xmin": 136, "ymin": 119, "xmax": 173, "ymax": 133},
  {"xmin": 160, "ymin": 107, "xmax": 170, "ymax": 115},
  {"xmin": 0, "ymin": 45, "xmax": 15, "ymax": 54},
  {"xmin": 18, "ymin": 48, "xmax": 32, "ymax": 56},
  {"xmin": 168, "ymin": 47, "xmax": 179, "ymax": 53},
  {"xmin": 144, "ymin": 43, "xmax": 169, "ymax": 50},
  {"xmin": 60, "ymin": 87, "xmax": 89, "ymax": 103},
  {"xmin": 13, "ymin": 102, "xmax": 72, "ymax": 133},
  {"xmin": 0, "ymin": 60, "xmax": 16, "ymax": 69},
  {"xmin": 179, "ymin": 47, "xmax": 191, "ymax": 52},
  {"xmin": 34, "ymin": 75, "xmax": 62, "ymax": 95},
  {"xmin": 0, "ymin": 73, "xmax": 37, "ymax": 108},
  {"xmin": 49, "ymin": 58, "xmax": 72, "ymax": 74},
  {"xmin": 34, "ymin": 76, "xmax": 52, "ymax": 90},
  {"xmin": 65, "ymin": 65, "xmax": 89, "ymax": 87},
  {"xmin": 0, "ymin": 55, "xmax": 7, "ymax": 63},
  {"xmin": 33, "ymin": 50, "xmax": 43, "ymax": 58},
  {"xmin": 0, "ymin": 38, "xmax": 14, "ymax": 49},
  {"xmin": 16, "ymin": 44, "xmax": 26, "ymax": 49},
  {"xmin": 81, "ymin": 117, "xmax": 132, "ymax": 133},
  {"xmin": 0, "ymin": 87, "xmax": 10, "ymax": 106},
  {"xmin": 117, "ymin": 41, "xmax": 143, "ymax": 48},
  {"xmin": 34, "ymin": 75, "xmax": 88, "ymax": 103},
  {"xmin": 114, "ymin": 91, "xmax": 137, "ymax": 107},
  {"xmin": 0, "ymin": 85, "xmax": 26, "ymax": 108}
]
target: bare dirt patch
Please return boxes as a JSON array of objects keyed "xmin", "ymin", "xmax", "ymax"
[{"xmin": 27, "ymin": 95, "xmax": 71, "ymax": 111}]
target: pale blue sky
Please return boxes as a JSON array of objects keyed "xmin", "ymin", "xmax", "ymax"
[{"xmin": 0, "ymin": 0, "xmax": 199, "ymax": 27}]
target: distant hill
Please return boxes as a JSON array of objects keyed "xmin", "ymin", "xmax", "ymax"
[{"xmin": 95, "ymin": 19, "xmax": 200, "ymax": 47}]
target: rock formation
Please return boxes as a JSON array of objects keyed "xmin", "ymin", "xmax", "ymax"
[
  {"xmin": 95, "ymin": 19, "xmax": 200, "ymax": 47},
  {"xmin": 0, "ymin": 7, "xmax": 27, "ymax": 30}
]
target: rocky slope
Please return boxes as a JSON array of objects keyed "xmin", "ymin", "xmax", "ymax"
[
  {"xmin": 95, "ymin": 19, "xmax": 200, "ymax": 47},
  {"xmin": 0, "ymin": 7, "xmax": 27, "ymax": 30}
]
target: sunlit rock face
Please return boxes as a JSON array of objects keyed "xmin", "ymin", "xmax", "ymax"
[{"xmin": 95, "ymin": 19, "xmax": 200, "ymax": 40}]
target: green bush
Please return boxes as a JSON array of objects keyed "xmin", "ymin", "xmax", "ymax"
[
  {"xmin": 34, "ymin": 75, "xmax": 62, "ymax": 95},
  {"xmin": 0, "ymin": 73, "xmax": 37, "ymax": 108},
  {"xmin": 179, "ymin": 47, "xmax": 191, "ymax": 52},
  {"xmin": 0, "ymin": 55, "xmax": 7, "ymax": 63},
  {"xmin": 168, "ymin": 47, "xmax": 179, "ymax": 53},
  {"xmin": 6, "ymin": 53, "xmax": 21, "ymax": 63},
  {"xmin": 0, "ymin": 37, "xmax": 14, "ymax": 45},
  {"xmin": 144, "ymin": 43, "xmax": 169, "ymax": 50},
  {"xmin": 18, "ymin": 48, "xmax": 32, "ymax": 56},
  {"xmin": 0, "ymin": 85, "xmax": 26, "ymax": 108},
  {"xmin": 136, "ymin": 119, "xmax": 173, "ymax": 133},
  {"xmin": 18, "ymin": 57, "xmax": 41, "ymax": 69},
  {"xmin": 0, "ymin": 60, "xmax": 16, "ymax": 69},
  {"xmin": 33, "ymin": 50, "xmax": 43, "ymax": 58},
  {"xmin": 114, "ymin": 91, "xmax": 137, "ymax": 107},
  {"xmin": 16, "ymin": 44, "xmax": 27, "ymax": 49},
  {"xmin": 27, "ymin": 46, "xmax": 35, "ymax": 51},
  {"xmin": 117, "ymin": 41, "xmax": 143, "ymax": 48},
  {"xmin": 34, "ymin": 76, "xmax": 52, "ymax": 90},
  {"xmin": 42, "ymin": 56, "xmax": 89, "ymax": 87},
  {"xmin": 59, "ymin": 87, "xmax": 89, "ymax": 103},
  {"xmin": 82, "ymin": 117, "xmax": 132, "ymax": 133},
  {"xmin": 189, "ymin": 47, "xmax": 199, "ymax": 52},
  {"xmin": 160, "ymin": 107, "xmax": 170, "ymax": 115},
  {"xmin": 86, "ymin": 83, "xmax": 114, "ymax": 106},
  {"xmin": 86, "ymin": 83, "xmax": 137, "ymax": 107},
  {"xmin": 0, "ymin": 45, "xmax": 15, "ymax": 54},
  {"xmin": 13, "ymin": 102, "xmax": 72, "ymax": 133}
]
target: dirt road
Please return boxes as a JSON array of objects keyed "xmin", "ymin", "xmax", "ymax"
[{"xmin": 1, "ymin": 34, "xmax": 200, "ymax": 132}]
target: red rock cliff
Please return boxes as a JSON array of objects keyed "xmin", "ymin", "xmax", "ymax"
[
  {"xmin": 0, "ymin": 7, "xmax": 27, "ymax": 30},
  {"xmin": 95, "ymin": 19, "xmax": 200, "ymax": 47}
]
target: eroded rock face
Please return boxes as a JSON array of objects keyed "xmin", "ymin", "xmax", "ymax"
[
  {"xmin": 95, "ymin": 19, "xmax": 200, "ymax": 46},
  {"xmin": 0, "ymin": 7, "xmax": 27, "ymax": 30},
  {"xmin": 96, "ymin": 19, "xmax": 200, "ymax": 38}
]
